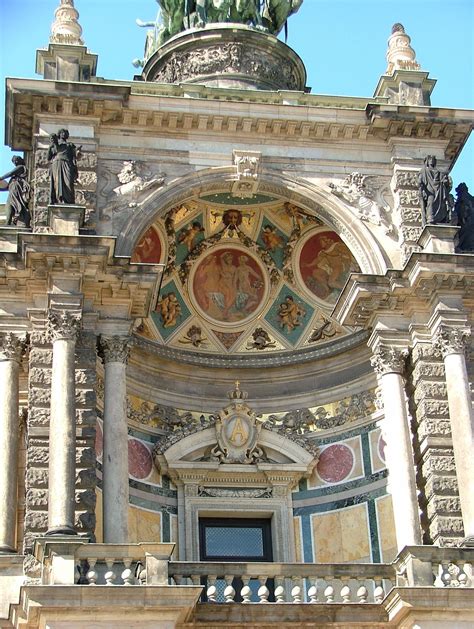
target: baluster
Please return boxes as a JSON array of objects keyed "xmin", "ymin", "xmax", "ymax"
[
  {"xmin": 356, "ymin": 584, "xmax": 368, "ymax": 603},
  {"xmin": 307, "ymin": 576, "xmax": 318, "ymax": 603},
  {"xmin": 461, "ymin": 562, "xmax": 472, "ymax": 587},
  {"xmin": 104, "ymin": 558, "xmax": 117, "ymax": 586},
  {"xmin": 274, "ymin": 576, "xmax": 285, "ymax": 603},
  {"xmin": 224, "ymin": 575, "xmax": 235, "ymax": 602},
  {"xmin": 291, "ymin": 578, "xmax": 302, "ymax": 603},
  {"xmin": 340, "ymin": 578, "xmax": 351, "ymax": 603},
  {"xmin": 240, "ymin": 576, "xmax": 252, "ymax": 604},
  {"xmin": 440, "ymin": 561, "xmax": 451, "ymax": 587},
  {"xmin": 86, "ymin": 558, "xmax": 98, "ymax": 585},
  {"xmin": 324, "ymin": 583, "xmax": 334, "ymax": 603},
  {"xmin": 374, "ymin": 579, "xmax": 384, "ymax": 603},
  {"xmin": 173, "ymin": 574, "xmax": 183, "ymax": 585},
  {"xmin": 122, "ymin": 558, "xmax": 134, "ymax": 586},
  {"xmin": 207, "ymin": 575, "xmax": 218, "ymax": 603},
  {"xmin": 190, "ymin": 574, "xmax": 201, "ymax": 586},
  {"xmin": 257, "ymin": 576, "xmax": 269, "ymax": 603}
]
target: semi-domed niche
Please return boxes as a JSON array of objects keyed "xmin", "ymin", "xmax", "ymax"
[{"xmin": 131, "ymin": 192, "xmax": 360, "ymax": 356}]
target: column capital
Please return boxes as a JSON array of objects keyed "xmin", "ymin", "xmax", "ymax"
[
  {"xmin": 371, "ymin": 345, "xmax": 408, "ymax": 375},
  {"xmin": 98, "ymin": 335, "xmax": 130, "ymax": 364},
  {"xmin": 0, "ymin": 332, "xmax": 27, "ymax": 362},
  {"xmin": 48, "ymin": 310, "xmax": 81, "ymax": 342},
  {"xmin": 433, "ymin": 325, "xmax": 471, "ymax": 358}
]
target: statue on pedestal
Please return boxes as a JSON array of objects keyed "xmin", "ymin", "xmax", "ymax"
[
  {"xmin": 418, "ymin": 155, "xmax": 453, "ymax": 226},
  {"xmin": 0, "ymin": 156, "xmax": 31, "ymax": 227},
  {"xmin": 48, "ymin": 129, "xmax": 81, "ymax": 205},
  {"xmin": 454, "ymin": 183, "xmax": 474, "ymax": 252}
]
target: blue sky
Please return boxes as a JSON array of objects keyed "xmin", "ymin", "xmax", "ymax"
[{"xmin": 1, "ymin": 0, "xmax": 473, "ymax": 184}]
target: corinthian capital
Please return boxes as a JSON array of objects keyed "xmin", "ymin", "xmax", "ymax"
[
  {"xmin": 0, "ymin": 332, "xmax": 27, "ymax": 362},
  {"xmin": 434, "ymin": 326, "xmax": 471, "ymax": 358},
  {"xmin": 98, "ymin": 335, "xmax": 130, "ymax": 364},
  {"xmin": 48, "ymin": 310, "xmax": 81, "ymax": 341},
  {"xmin": 370, "ymin": 345, "xmax": 408, "ymax": 375}
]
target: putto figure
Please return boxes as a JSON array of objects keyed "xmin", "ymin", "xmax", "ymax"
[
  {"xmin": 418, "ymin": 155, "xmax": 453, "ymax": 226},
  {"xmin": 48, "ymin": 129, "xmax": 81, "ymax": 205},
  {"xmin": 0, "ymin": 156, "xmax": 31, "ymax": 227}
]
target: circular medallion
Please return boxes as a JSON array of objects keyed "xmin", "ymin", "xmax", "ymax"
[
  {"xmin": 297, "ymin": 230, "xmax": 358, "ymax": 305},
  {"xmin": 131, "ymin": 226, "xmax": 163, "ymax": 263},
  {"xmin": 190, "ymin": 246, "xmax": 267, "ymax": 325},
  {"xmin": 128, "ymin": 438, "xmax": 153, "ymax": 480},
  {"xmin": 316, "ymin": 443, "xmax": 354, "ymax": 483}
]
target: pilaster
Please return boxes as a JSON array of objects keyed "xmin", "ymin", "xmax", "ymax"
[{"xmin": 390, "ymin": 165, "xmax": 423, "ymax": 266}]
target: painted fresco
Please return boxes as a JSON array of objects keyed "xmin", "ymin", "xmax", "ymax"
[
  {"xmin": 265, "ymin": 285, "xmax": 313, "ymax": 345},
  {"xmin": 151, "ymin": 279, "xmax": 191, "ymax": 340},
  {"xmin": 176, "ymin": 214, "xmax": 205, "ymax": 265},
  {"xmin": 131, "ymin": 226, "xmax": 162, "ymax": 263},
  {"xmin": 299, "ymin": 231, "xmax": 358, "ymax": 304},
  {"xmin": 192, "ymin": 248, "xmax": 265, "ymax": 324},
  {"xmin": 257, "ymin": 218, "xmax": 288, "ymax": 268}
]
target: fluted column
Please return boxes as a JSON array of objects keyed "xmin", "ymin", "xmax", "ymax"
[
  {"xmin": 434, "ymin": 326, "xmax": 474, "ymax": 545},
  {"xmin": 371, "ymin": 345, "xmax": 422, "ymax": 550},
  {"xmin": 47, "ymin": 310, "xmax": 81, "ymax": 535},
  {"xmin": 0, "ymin": 333, "xmax": 26, "ymax": 553},
  {"xmin": 98, "ymin": 335, "xmax": 130, "ymax": 543}
]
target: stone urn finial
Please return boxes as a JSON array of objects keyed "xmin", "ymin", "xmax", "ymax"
[
  {"xmin": 385, "ymin": 22, "xmax": 420, "ymax": 74},
  {"xmin": 50, "ymin": 0, "xmax": 84, "ymax": 45}
]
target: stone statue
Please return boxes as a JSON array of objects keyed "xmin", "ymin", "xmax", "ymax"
[
  {"xmin": 139, "ymin": 0, "xmax": 304, "ymax": 51},
  {"xmin": 0, "ymin": 156, "xmax": 31, "ymax": 227},
  {"xmin": 454, "ymin": 183, "xmax": 474, "ymax": 252},
  {"xmin": 418, "ymin": 155, "xmax": 453, "ymax": 226},
  {"xmin": 48, "ymin": 129, "xmax": 81, "ymax": 205}
]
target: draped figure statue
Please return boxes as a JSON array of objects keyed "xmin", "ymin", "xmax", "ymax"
[{"xmin": 0, "ymin": 156, "xmax": 31, "ymax": 227}]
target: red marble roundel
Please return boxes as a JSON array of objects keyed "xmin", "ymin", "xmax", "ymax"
[
  {"xmin": 317, "ymin": 444, "xmax": 354, "ymax": 483},
  {"xmin": 128, "ymin": 438, "xmax": 153, "ymax": 479},
  {"xmin": 95, "ymin": 421, "xmax": 103, "ymax": 459}
]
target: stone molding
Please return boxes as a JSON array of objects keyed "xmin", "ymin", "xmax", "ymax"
[
  {"xmin": 0, "ymin": 332, "xmax": 27, "ymax": 362},
  {"xmin": 434, "ymin": 326, "xmax": 471, "ymax": 358},
  {"xmin": 371, "ymin": 345, "xmax": 408, "ymax": 375},
  {"xmin": 98, "ymin": 335, "xmax": 130, "ymax": 364},
  {"xmin": 47, "ymin": 310, "xmax": 81, "ymax": 342}
]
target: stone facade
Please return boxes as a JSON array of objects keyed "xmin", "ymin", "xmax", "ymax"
[{"xmin": 0, "ymin": 5, "xmax": 473, "ymax": 628}]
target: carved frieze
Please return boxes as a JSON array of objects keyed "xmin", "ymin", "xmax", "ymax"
[
  {"xmin": 198, "ymin": 486, "xmax": 273, "ymax": 498},
  {"xmin": 151, "ymin": 42, "xmax": 301, "ymax": 91}
]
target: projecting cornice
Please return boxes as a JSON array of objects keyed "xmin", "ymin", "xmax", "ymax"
[
  {"xmin": 333, "ymin": 252, "xmax": 474, "ymax": 329},
  {"xmin": 5, "ymin": 78, "xmax": 473, "ymax": 163}
]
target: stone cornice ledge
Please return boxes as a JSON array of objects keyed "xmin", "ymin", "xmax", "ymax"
[{"xmin": 131, "ymin": 329, "xmax": 369, "ymax": 368}]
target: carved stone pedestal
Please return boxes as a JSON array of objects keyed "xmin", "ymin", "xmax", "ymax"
[{"xmin": 140, "ymin": 25, "xmax": 307, "ymax": 91}]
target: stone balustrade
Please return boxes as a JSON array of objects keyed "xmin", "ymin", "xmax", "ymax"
[
  {"xmin": 31, "ymin": 539, "xmax": 473, "ymax": 601},
  {"xmin": 169, "ymin": 561, "xmax": 395, "ymax": 603},
  {"xmin": 395, "ymin": 545, "xmax": 473, "ymax": 589}
]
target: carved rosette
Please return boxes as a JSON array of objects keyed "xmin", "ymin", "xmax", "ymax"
[
  {"xmin": 433, "ymin": 326, "xmax": 471, "ymax": 358},
  {"xmin": 0, "ymin": 332, "xmax": 27, "ymax": 363},
  {"xmin": 370, "ymin": 345, "xmax": 408, "ymax": 375},
  {"xmin": 98, "ymin": 335, "xmax": 130, "ymax": 364},
  {"xmin": 47, "ymin": 310, "xmax": 81, "ymax": 342}
]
